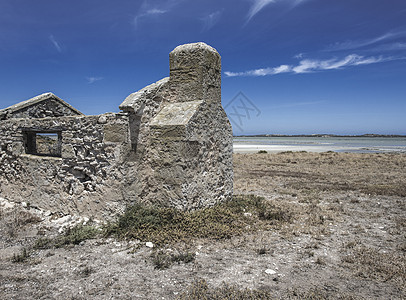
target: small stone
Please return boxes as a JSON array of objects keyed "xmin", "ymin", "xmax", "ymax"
[
  {"xmin": 145, "ymin": 242, "xmax": 154, "ymax": 248},
  {"xmin": 21, "ymin": 201, "xmax": 28, "ymax": 207},
  {"xmin": 98, "ymin": 115, "xmax": 107, "ymax": 124},
  {"xmin": 265, "ymin": 269, "xmax": 277, "ymax": 275}
]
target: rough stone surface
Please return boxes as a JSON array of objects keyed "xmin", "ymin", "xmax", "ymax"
[
  {"xmin": 120, "ymin": 42, "xmax": 233, "ymax": 210},
  {"xmin": 0, "ymin": 93, "xmax": 83, "ymax": 120},
  {"xmin": 0, "ymin": 42, "xmax": 233, "ymax": 218},
  {"xmin": 0, "ymin": 113, "xmax": 134, "ymax": 219}
]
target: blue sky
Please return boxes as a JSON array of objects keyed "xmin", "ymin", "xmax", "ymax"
[{"xmin": 0, "ymin": 0, "xmax": 405, "ymax": 135}]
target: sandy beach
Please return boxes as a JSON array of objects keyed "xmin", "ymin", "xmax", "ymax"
[{"xmin": 1, "ymin": 152, "xmax": 405, "ymax": 299}]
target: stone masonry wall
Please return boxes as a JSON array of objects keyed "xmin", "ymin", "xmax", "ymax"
[
  {"xmin": 121, "ymin": 42, "xmax": 234, "ymax": 210},
  {"xmin": 0, "ymin": 42, "xmax": 234, "ymax": 217},
  {"xmin": 0, "ymin": 113, "xmax": 135, "ymax": 219},
  {"xmin": 145, "ymin": 101, "xmax": 233, "ymax": 210},
  {"xmin": 0, "ymin": 98, "xmax": 81, "ymax": 120}
]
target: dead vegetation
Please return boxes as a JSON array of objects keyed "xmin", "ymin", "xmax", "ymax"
[
  {"xmin": 341, "ymin": 244, "xmax": 406, "ymax": 285},
  {"xmin": 234, "ymin": 152, "xmax": 406, "ymax": 197},
  {"xmin": 1, "ymin": 152, "xmax": 405, "ymax": 299},
  {"xmin": 0, "ymin": 206, "xmax": 41, "ymax": 238},
  {"xmin": 176, "ymin": 279, "xmax": 273, "ymax": 299}
]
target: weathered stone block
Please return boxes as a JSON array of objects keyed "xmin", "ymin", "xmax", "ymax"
[{"xmin": 103, "ymin": 123, "xmax": 128, "ymax": 143}]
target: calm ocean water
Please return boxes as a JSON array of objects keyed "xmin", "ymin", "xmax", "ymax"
[{"xmin": 233, "ymin": 136, "xmax": 406, "ymax": 153}]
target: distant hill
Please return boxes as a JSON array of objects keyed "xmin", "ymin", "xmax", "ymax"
[{"xmin": 234, "ymin": 134, "xmax": 406, "ymax": 138}]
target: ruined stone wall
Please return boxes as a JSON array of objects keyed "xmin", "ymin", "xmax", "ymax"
[
  {"xmin": 0, "ymin": 42, "xmax": 234, "ymax": 218},
  {"xmin": 1, "ymin": 98, "xmax": 81, "ymax": 120},
  {"xmin": 144, "ymin": 101, "xmax": 233, "ymax": 210},
  {"xmin": 123, "ymin": 42, "xmax": 234, "ymax": 210},
  {"xmin": 0, "ymin": 113, "xmax": 136, "ymax": 219}
]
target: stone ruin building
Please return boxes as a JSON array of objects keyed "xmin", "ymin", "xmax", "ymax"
[{"xmin": 0, "ymin": 42, "xmax": 233, "ymax": 220}]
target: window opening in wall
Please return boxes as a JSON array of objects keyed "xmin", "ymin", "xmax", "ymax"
[{"xmin": 23, "ymin": 131, "xmax": 62, "ymax": 157}]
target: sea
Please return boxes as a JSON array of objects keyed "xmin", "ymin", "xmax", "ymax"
[{"xmin": 233, "ymin": 136, "xmax": 406, "ymax": 153}]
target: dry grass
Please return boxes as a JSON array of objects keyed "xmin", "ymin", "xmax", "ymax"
[
  {"xmin": 234, "ymin": 152, "xmax": 406, "ymax": 197},
  {"xmin": 151, "ymin": 250, "xmax": 196, "ymax": 270},
  {"xmin": 177, "ymin": 279, "xmax": 361, "ymax": 300},
  {"xmin": 176, "ymin": 279, "xmax": 273, "ymax": 300},
  {"xmin": 0, "ymin": 207, "xmax": 41, "ymax": 238},
  {"xmin": 342, "ymin": 245, "xmax": 406, "ymax": 286}
]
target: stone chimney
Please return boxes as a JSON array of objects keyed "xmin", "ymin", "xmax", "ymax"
[{"xmin": 169, "ymin": 42, "xmax": 221, "ymax": 104}]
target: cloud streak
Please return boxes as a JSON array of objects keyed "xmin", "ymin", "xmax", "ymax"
[
  {"xmin": 132, "ymin": 0, "xmax": 184, "ymax": 30},
  {"xmin": 86, "ymin": 76, "xmax": 104, "ymax": 84},
  {"xmin": 224, "ymin": 54, "xmax": 399, "ymax": 77},
  {"xmin": 247, "ymin": 0, "xmax": 276, "ymax": 22},
  {"xmin": 325, "ymin": 29, "xmax": 406, "ymax": 52},
  {"xmin": 133, "ymin": 8, "xmax": 167, "ymax": 29},
  {"xmin": 201, "ymin": 10, "xmax": 222, "ymax": 31},
  {"xmin": 246, "ymin": 0, "xmax": 307, "ymax": 22},
  {"xmin": 49, "ymin": 35, "xmax": 62, "ymax": 53}
]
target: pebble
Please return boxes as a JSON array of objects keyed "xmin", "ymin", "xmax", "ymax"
[
  {"xmin": 265, "ymin": 269, "xmax": 277, "ymax": 275},
  {"xmin": 145, "ymin": 242, "xmax": 154, "ymax": 248},
  {"xmin": 0, "ymin": 197, "xmax": 15, "ymax": 209}
]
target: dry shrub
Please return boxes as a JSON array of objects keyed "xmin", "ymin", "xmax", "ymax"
[
  {"xmin": 176, "ymin": 279, "xmax": 273, "ymax": 300},
  {"xmin": 151, "ymin": 250, "xmax": 195, "ymax": 270},
  {"xmin": 34, "ymin": 225, "xmax": 98, "ymax": 249},
  {"xmin": 12, "ymin": 248, "xmax": 30, "ymax": 263},
  {"xmin": 342, "ymin": 246, "xmax": 406, "ymax": 286}
]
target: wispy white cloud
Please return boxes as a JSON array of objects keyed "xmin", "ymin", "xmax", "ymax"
[
  {"xmin": 133, "ymin": 8, "xmax": 167, "ymax": 29},
  {"xmin": 247, "ymin": 0, "xmax": 276, "ymax": 22},
  {"xmin": 86, "ymin": 76, "xmax": 104, "ymax": 84},
  {"xmin": 225, "ymin": 54, "xmax": 399, "ymax": 77},
  {"xmin": 369, "ymin": 42, "xmax": 406, "ymax": 52},
  {"xmin": 325, "ymin": 29, "xmax": 406, "ymax": 52},
  {"xmin": 132, "ymin": 0, "xmax": 184, "ymax": 30},
  {"xmin": 225, "ymin": 64, "xmax": 291, "ymax": 77},
  {"xmin": 49, "ymin": 35, "xmax": 62, "ymax": 53},
  {"xmin": 146, "ymin": 8, "xmax": 167, "ymax": 15},
  {"xmin": 201, "ymin": 10, "xmax": 222, "ymax": 31},
  {"xmin": 246, "ymin": 0, "xmax": 307, "ymax": 23}
]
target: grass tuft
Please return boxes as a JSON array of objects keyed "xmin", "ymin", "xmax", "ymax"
[
  {"xmin": 151, "ymin": 250, "xmax": 196, "ymax": 270},
  {"xmin": 33, "ymin": 225, "xmax": 98, "ymax": 249},
  {"xmin": 12, "ymin": 248, "xmax": 30, "ymax": 263}
]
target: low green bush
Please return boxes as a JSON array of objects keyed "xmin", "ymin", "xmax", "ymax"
[{"xmin": 104, "ymin": 195, "xmax": 292, "ymax": 246}]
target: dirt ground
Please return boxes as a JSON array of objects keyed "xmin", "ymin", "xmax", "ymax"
[{"xmin": 1, "ymin": 152, "xmax": 405, "ymax": 299}]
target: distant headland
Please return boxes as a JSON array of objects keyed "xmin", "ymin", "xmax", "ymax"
[{"xmin": 234, "ymin": 134, "xmax": 406, "ymax": 138}]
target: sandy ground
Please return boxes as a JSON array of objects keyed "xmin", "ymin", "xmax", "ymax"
[{"xmin": 1, "ymin": 152, "xmax": 405, "ymax": 299}]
